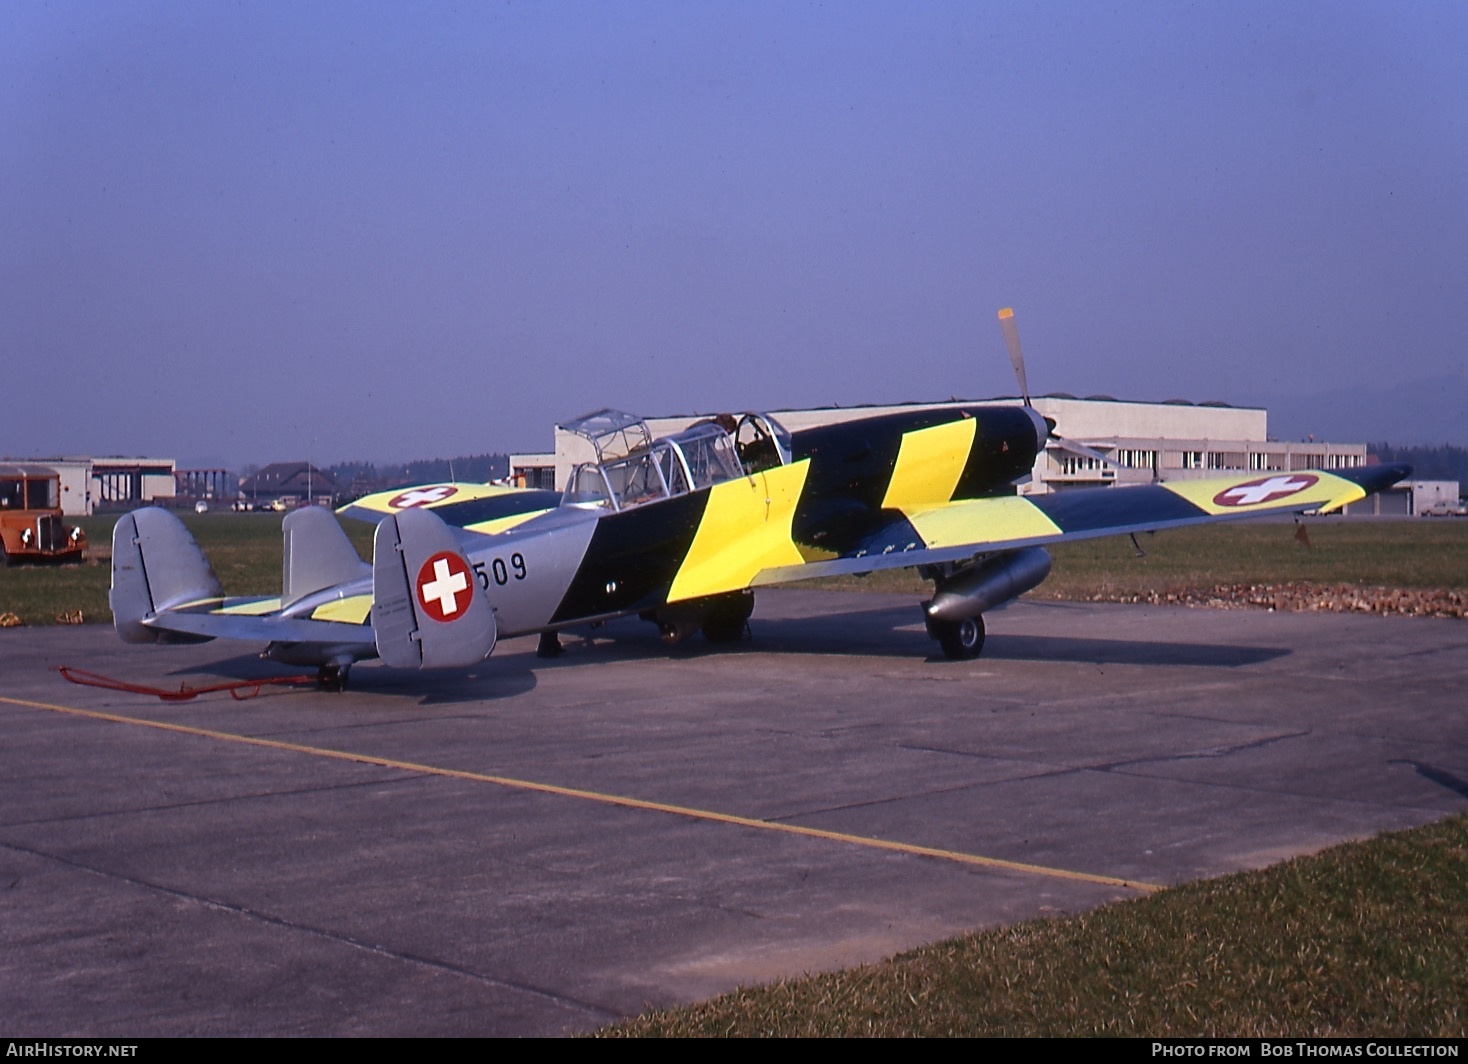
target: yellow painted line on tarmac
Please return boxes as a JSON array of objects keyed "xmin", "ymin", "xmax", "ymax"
[{"xmin": 0, "ymin": 693, "xmax": 1161, "ymax": 894}]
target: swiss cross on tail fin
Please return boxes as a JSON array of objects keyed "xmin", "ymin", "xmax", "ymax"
[{"xmin": 372, "ymin": 508, "xmax": 496, "ymax": 669}]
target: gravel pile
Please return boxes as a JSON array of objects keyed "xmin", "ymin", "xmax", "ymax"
[{"xmin": 1083, "ymin": 583, "xmax": 1468, "ymax": 620}]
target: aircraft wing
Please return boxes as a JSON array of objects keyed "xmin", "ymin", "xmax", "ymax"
[
  {"xmin": 753, "ymin": 464, "xmax": 1412, "ymax": 584},
  {"xmin": 339, "ymin": 482, "xmax": 561, "ymax": 536}
]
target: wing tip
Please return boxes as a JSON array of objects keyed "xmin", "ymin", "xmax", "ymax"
[{"xmin": 1347, "ymin": 462, "xmax": 1413, "ymax": 494}]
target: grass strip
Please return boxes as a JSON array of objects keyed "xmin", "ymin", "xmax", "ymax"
[
  {"xmin": 598, "ymin": 814, "xmax": 1468, "ymax": 1037},
  {"xmin": 814, "ymin": 521, "xmax": 1468, "ymax": 597},
  {"xmin": 2, "ymin": 516, "xmax": 1464, "ymax": 627},
  {"xmin": 0, "ymin": 513, "xmax": 372, "ymax": 627}
]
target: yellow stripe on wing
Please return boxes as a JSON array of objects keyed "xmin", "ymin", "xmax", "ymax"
[
  {"xmin": 464, "ymin": 510, "xmax": 554, "ymax": 536},
  {"xmin": 904, "ymin": 495, "xmax": 1062, "ymax": 550}
]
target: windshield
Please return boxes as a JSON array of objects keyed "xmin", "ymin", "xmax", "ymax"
[
  {"xmin": 559, "ymin": 411, "xmax": 783, "ymax": 511},
  {"xmin": 0, "ymin": 476, "xmax": 58, "ymax": 510},
  {"xmin": 735, "ymin": 413, "xmax": 792, "ymax": 472},
  {"xmin": 669, "ymin": 424, "xmax": 744, "ymax": 489}
]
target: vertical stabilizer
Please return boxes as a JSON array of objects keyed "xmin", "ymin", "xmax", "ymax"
[
  {"xmin": 282, "ymin": 507, "xmax": 371, "ymax": 608},
  {"xmin": 110, "ymin": 509, "xmax": 223, "ymax": 644},
  {"xmin": 372, "ymin": 508, "xmax": 496, "ymax": 669}
]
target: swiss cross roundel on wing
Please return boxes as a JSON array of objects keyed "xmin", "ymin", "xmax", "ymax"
[
  {"xmin": 389, "ymin": 485, "xmax": 459, "ymax": 509},
  {"xmin": 415, "ymin": 551, "xmax": 474, "ymax": 623},
  {"xmin": 1212, "ymin": 474, "xmax": 1319, "ymax": 508}
]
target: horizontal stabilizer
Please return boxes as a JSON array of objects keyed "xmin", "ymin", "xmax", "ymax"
[
  {"xmin": 283, "ymin": 507, "xmax": 371, "ymax": 608},
  {"xmin": 372, "ymin": 507, "xmax": 497, "ymax": 669},
  {"xmin": 111, "ymin": 509, "xmax": 224, "ymax": 644}
]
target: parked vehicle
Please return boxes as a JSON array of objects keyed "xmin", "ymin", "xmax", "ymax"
[{"xmin": 0, "ymin": 465, "xmax": 87, "ymax": 564}]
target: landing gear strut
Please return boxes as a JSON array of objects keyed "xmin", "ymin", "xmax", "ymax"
[
  {"xmin": 317, "ymin": 662, "xmax": 351, "ymax": 691},
  {"xmin": 926, "ymin": 612, "xmax": 985, "ymax": 661},
  {"xmin": 642, "ymin": 590, "xmax": 755, "ymax": 647},
  {"xmin": 702, "ymin": 590, "xmax": 754, "ymax": 643}
]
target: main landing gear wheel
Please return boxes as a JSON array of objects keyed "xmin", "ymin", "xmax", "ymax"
[
  {"xmin": 929, "ymin": 614, "xmax": 985, "ymax": 660},
  {"xmin": 702, "ymin": 590, "xmax": 755, "ymax": 643},
  {"xmin": 317, "ymin": 663, "xmax": 351, "ymax": 692}
]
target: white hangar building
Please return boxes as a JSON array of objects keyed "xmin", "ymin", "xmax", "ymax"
[{"xmin": 15, "ymin": 456, "xmax": 178, "ymax": 516}]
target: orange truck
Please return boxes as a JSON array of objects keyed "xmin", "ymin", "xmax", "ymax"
[{"xmin": 0, "ymin": 464, "xmax": 87, "ymax": 565}]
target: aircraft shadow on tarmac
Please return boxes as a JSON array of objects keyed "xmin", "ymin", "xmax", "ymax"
[
  {"xmin": 154, "ymin": 600, "xmax": 1287, "ymax": 705},
  {"xmin": 524, "ymin": 601, "xmax": 1287, "ymax": 670},
  {"xmin": 744, "ymin": 604, "xmax": 1291, "ymax": 668},
  {"xmin": 159, "ymin": 650, "xmax": 539, "ymax": 705}
]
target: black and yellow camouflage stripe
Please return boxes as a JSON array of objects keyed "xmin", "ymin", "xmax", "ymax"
[{"xmin": 547, "ymin": 408, "xmax": 1406, "ymax": 618}]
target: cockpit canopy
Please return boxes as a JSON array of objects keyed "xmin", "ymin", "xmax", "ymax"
[
  {"xmin": 561, "ymin": 411, "xmax": 791, "ymax": 512},
  {"xmin": 555, "ymin": 408, "xmax": 651, "ymax": 464}
]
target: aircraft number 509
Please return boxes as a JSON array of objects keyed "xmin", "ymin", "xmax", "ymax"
[{"xmin": 473, "ymin": 554, "xmax": 527, "ymax": 589}]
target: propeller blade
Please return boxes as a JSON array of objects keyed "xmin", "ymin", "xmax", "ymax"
[
  {"xmin": 997, "ymin": 307, "xmax": 1030, "ymax": 406},
  {"xmin": 1049, "ymin": 434, "xmax": 1113, "ymax": 465},
  {"xmin": 995, "ymin": 308, "xmax": 1109, "ymax": 468}
]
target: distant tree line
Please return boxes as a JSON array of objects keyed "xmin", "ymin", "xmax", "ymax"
[
  {"xmin": 327, "ymin": 454, "xmax": 511, "ymax": 498},
  {"xmin": 1370, "ymin": 443, "xmax": 1468, "ymax": 484}
]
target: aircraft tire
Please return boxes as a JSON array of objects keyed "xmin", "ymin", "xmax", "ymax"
[
  {"xmin": 933, "ymin": 614, "xmax": 985, "ymax": 660},
  {"xmin": 702, "ymin": 590, "xmax": 754, "ymax": 643},
  {"xmin": 318, "ymin": 663, "xmax": 350, "ymax": 692}
]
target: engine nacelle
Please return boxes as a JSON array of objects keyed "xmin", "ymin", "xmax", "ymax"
[
  {"xmin": 790, "ymin": 406, "xmax": 1049, "ymax": 555},
  {"xmin": 925, "ymin": 546, "xmax": 1053, "ymax": 622}
]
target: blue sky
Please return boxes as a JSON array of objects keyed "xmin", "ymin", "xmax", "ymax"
[{"xmin": 3, "ymin": 1, "xmax": 1465, "ymax": 467}]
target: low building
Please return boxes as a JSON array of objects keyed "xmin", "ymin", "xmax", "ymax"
[
  {"xmin": 1402, "ymin": 480, "xmax": 1463, "ymax": 516},
  {"xmin": 173, "ymin": 469, "xmax": 234, "ymax": 505},
  {"xmin": 91, "ymin": 457, "xmax": 178, "ymax": 512},
  {"xmin": 5, "ymin": 456, "xmax": 178, "ymax": 515},
  {"xmin": 1019, "ymin": 396, "xmax": 1366, "ymax": 493},
  {"xmin": 508, "ymin": 453, "xmax": 556, "ymax": 490},
  {"xmin": 237, "ymin": 463, "xmax": 338, "ymax": 508}
]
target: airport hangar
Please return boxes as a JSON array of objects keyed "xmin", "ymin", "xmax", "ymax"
[
  {"xmin": 512, "ymin": 395, "xmax": 1414, "ymax": 514},
  {"xmin": 9, "ymin": 456, "xmax": 177, "ymax": 517}
]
